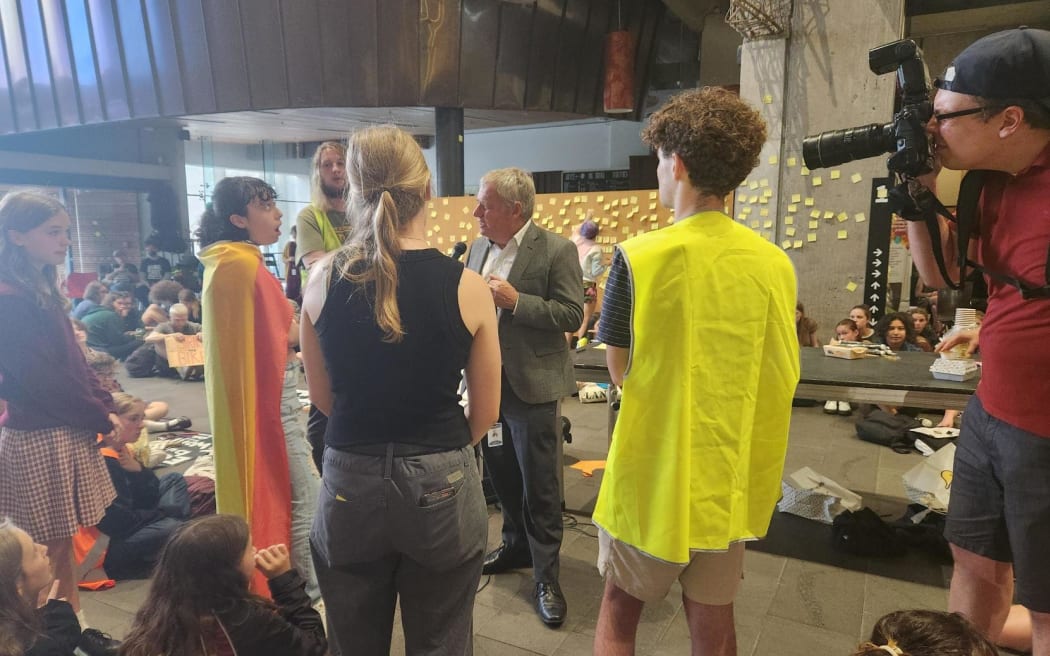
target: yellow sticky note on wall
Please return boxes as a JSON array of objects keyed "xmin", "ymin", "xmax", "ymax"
[
  {"xmin": 824, "ymin": 211, "xmax": 835, "ymax": 220},
  {"xmin": 855, "ymin": 213, "xmax": 867, "ymax": 222},
  {"xmin": 768, "ymin": 155, "xmax": 778, "ymax": 165},
  {"xmin": 793, "ymin": 239, "xmax": 803, "ymax": 249},
  {"xmin": 837, "ymin": 212, "xmax": 849, "ymax": 222},
  {"xmin": 851, "ymin": 173, "xmax": 863, "ymax": 184},
  {"xmin": 787, "ymin": 157, "xmax": 797, "ymax": 167},
  {"xmin": 781, "ymin": 240, "xmax": 792, "ymax": 249},
  {"xmin": 837, "ymin": 230, "xmax": 848, "ymax": 239},
  {"xmin": 801, "ymin": 167, "xmax": 810, "ymax": 176},
  {"xmin": 785, "ymin": 216, "xmax": 794, "ymax": 225},
  {"xmin": 763, "ymin": 220, "xmax": 773, "ymax": 228},
  {"xmin": 786, "ymin": 227, "xmax": 796, "ymax": 237},
  {"xmin": 810, "ymin": 210, "xmax": 821, "ymax": 219},
  {"xmin": 787, "ymin": 204, "xmax": 798, "ymax": 212},
  {"xmin": 807, "ymin": 233, "xmax": 817, "ymax": 243},
  {"xmin": 812, "ymin": 176, "xmax": 823, "ymax": 187},
  {"xmin": 760, "ymin": 208, "xmax": 770, "ymax": 217},
  {"xmin": 846, "ymin": 281, "xmax": 858, "ymax": 292},
  {"xmin": 809, "ymin": 220, "xmax": 819, "ymax": 230},
  {"xmin": 830, "ymin": 170, "xmax": 841, "ymax": 180},
  {"xmin": 804, "ymin": 198, "xmax": 815, "ymax": 207},
  {"xmin": 791, "ymin": 194, "xmax": 801, "ymax": 203}
]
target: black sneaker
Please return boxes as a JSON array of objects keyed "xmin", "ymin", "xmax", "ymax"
[
  {"xmin": 79, "ymin": 628, "xmax": 121, "ymax": 656},
  {"xmin": 165, "ymin": 416, "xmax": 193, "ymax": 431}
]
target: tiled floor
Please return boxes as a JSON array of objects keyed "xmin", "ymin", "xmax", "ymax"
[{"xmin": 84, "ymin": 374, "xmax": 961, "ymax": 655}]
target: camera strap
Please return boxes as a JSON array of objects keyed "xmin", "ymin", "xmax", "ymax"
[{"xmin": 923, "ymin": 170, "xmax": 1050, "ymax": 300}]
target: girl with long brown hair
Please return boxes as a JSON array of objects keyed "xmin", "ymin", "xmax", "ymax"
[
  {"xmin": 120, "ymin": 514, "xmax": 326, "ymax": 656},
  {"xmin": 0, "ymin": 191, "xmax": 119, "ymax": 615}
]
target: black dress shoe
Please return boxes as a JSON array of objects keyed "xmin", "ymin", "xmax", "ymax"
[
  {"xmin": 79, "ymin": 628, "xmax": 121, "ymax": 656},
  {"xmin": 534, "ymin": 582, "xmax": 567, "ymax": 627},
  {"xmin": 481, "ymin": 544, "xmax": 532, "ymax": 575}
]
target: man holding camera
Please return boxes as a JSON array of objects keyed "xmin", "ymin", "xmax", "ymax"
[{"xmin": 907, "ymin": 27, "xmax": 1050, "ymax": 651}]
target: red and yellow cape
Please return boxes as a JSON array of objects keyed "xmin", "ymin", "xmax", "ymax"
[{"xmin": 199, "ymin": 241, "xmax": 292, "ymax": 593}]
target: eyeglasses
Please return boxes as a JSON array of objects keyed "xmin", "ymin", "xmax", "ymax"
[{"xmin": 932, "ymin": 105, "xmax": 1003, "ymax": 123}]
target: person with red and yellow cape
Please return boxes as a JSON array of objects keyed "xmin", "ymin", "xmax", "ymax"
[{"xmin": 197, "ymin": 177, "xmax": 319, "ymax": 599}]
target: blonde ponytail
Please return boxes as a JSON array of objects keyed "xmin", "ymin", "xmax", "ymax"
[{"xmin": 335, "ymin": 126, "xmax": 430, "ymax": 344}]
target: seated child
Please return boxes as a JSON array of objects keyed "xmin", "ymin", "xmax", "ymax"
[
  {"xmin": 119, "ymin": 515, "xmax": 327, "ymax": 656},
  {"xmin": 71, "ymin": 319, "xmax": 189, "ymax": 436},
  {"xmin": 824, "ymin": 319, "xmax": 862, "ymax": 416},
  {"xmin": 96, "ymin": 393, "xmax": 191, "ymax": 580},
  {"xmin": 852, "ymin": 609, "xmax": 997, "ymax": 656},
  {"xmin": 0, "ymin": 519, "xmax": 119, "ymax": 656}
]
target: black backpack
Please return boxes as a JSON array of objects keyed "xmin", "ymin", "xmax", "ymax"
[
  {"xmin": 124, "ymin": 343, "xmax": 158, "ymax": 378},
  {"xmin": 855, "ymin": 410, "xmax": 921, "ymax": 454},
  {"xmin": 832, "ymin": 508, "xmax": 906, "ymax": 557}
]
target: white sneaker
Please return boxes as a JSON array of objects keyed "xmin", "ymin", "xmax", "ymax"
[
  {"xmin": 837, "ymin": 401, "xmax": 853, "ymax": 416},
  {"xmin": 823, "ymin": 400, "xmax": 837, "ymax": 414}
]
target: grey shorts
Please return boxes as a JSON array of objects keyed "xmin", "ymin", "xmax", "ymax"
[{"xmin": 945, "ymin": 395, "xmax": 1050, "ymax": 612}]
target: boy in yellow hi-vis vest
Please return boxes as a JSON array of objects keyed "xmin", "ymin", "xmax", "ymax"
[{"xmin": 593, "ymin": 88, "xmax": 800, "ymax": 655}]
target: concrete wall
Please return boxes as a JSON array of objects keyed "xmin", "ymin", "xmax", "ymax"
[
  {"xmin": 737, "ymin": 0, "xmax": 905, "ymax": 339},
  {"xmin": 457, "ymin": 120, "xmax": 650, "ymax": 191}
]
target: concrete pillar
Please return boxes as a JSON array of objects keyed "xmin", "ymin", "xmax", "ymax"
[
  {"xmin": 435, "ymin": 107, "xmax": 464, "ymax": 197},
  {"xmin": 736, "ymin": 0, "xmax": 905, "ymax": 335}
]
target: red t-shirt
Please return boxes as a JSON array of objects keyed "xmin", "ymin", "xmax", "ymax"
[{"xmin": 974, "ymin": 140, "xmax": 1050, "ymax": 437}]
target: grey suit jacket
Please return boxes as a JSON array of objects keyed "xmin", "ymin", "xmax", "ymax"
[{"xmin": 466, "ymin": 222, "xmax": 584, "ymax": 405}]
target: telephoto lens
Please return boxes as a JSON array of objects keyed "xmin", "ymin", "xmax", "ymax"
[{"xmin": 802, "ymin": 122, "xmax": 895, "ymax": 170}]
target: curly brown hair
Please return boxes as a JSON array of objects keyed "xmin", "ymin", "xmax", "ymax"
[{"xmin": 641, "ymin": 87, "xmax": 767, "ymax": 197}]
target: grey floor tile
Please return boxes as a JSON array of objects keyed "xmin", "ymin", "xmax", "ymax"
[
  {"xmin": 767, "ymin": 559, "xmax": 866, "ymax": 639},
  {"xmin": 752, "ymin": 615, "xmax": 861, "ymax": 655},
  {"xmin": 551, "ymin": 631, "xmax": 595, "ymax": 655},
  {"xmin": 475, "ymin": 635, "xmax": 546, "ymax": 655},
  {"xmin": 860, "ymin": 574, "xmax": 949, "ymax": 640},
  {"xmin": 474, "ymin": 607, "xmax": 570, "ymax": 655}
]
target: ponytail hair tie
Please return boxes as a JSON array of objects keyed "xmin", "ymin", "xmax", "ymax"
[{"xmin": 877, "ymin": 643, "xmax": 903, "ymax": 655}]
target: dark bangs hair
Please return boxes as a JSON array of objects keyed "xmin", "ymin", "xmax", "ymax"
[
  {"xmin": 195, "ymin": 177, "xmax": 278, "ymax": 248},
  {"xmin": 119, "ymin": 515, "xmax": 270, "ymax": 656}
]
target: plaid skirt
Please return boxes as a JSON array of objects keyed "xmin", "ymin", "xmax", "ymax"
[{"xmin": 0, "ymin": 425, "xmax": 116, "ymax": 542}]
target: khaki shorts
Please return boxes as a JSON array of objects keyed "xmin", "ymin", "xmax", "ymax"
[{"xmin": 597, "ymin": 528, "xmax": 745, "ymax": 605}]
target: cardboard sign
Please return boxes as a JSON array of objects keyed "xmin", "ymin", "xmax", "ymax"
[{"xmin": 164, "ymin": 334, "xmax": 205, "ymax": 367}]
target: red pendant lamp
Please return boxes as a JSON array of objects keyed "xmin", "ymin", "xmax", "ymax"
[
  {"xmin": 603, "ymin": 0, "xmax": 634, "ymax": 113},
  {"xmin": 603, "ymin": 29, "xmax": 635, "ymax": 114}
]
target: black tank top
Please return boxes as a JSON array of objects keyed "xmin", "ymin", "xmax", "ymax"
[{"xmin": 316, "ymin": 249, "xmax": 473, "ymax": 450}]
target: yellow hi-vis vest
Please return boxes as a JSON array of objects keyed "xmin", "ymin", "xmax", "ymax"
[
  {"xmin": 593, "ymin": 211, "xmax": 800, "ymax": 563},
  {"xmin": 300, "ymin": 207, "xmax": 344, "ymax": 283}
]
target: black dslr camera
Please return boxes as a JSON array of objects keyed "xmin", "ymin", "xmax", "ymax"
[{"xmin": 802, "ymin": 39, "xmax": 932, "ymax": 177}]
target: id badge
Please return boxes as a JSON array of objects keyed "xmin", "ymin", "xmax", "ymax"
[{"xmin": 486, "ymin": 423, "xmax": 503, "ymax": 448}]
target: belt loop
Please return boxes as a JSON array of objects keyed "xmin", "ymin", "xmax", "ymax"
[{"xmin": 384, "ymin": 442, "xmax": 394, "ymax": 480}]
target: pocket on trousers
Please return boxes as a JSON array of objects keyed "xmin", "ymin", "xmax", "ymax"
[
  {"xmin": 311, "ymin": 473, "xmax": 386, "ymax": 569},
  {"xmin": 401, "ymin": 456, "xmax": 487, "ymax": 572}
]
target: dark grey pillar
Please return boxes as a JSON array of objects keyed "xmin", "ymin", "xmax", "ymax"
[{"xmin": 435, "ymin": 107, "xmax": 464, "ymax": 197}]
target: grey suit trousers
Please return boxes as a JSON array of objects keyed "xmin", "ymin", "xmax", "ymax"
[{"xmin": 481, "ymin": 372, "xmax": 563, "ymax": 583}]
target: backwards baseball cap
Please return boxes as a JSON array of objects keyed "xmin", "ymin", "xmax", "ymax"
[{"xmin": 935, "ymin": 27, "xmax": 1050, "ymax": 107}]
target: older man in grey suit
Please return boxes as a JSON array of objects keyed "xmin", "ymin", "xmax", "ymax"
[{"xmin": 466, "ymin": 167, "xmax": 583, "ymax": 627}]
